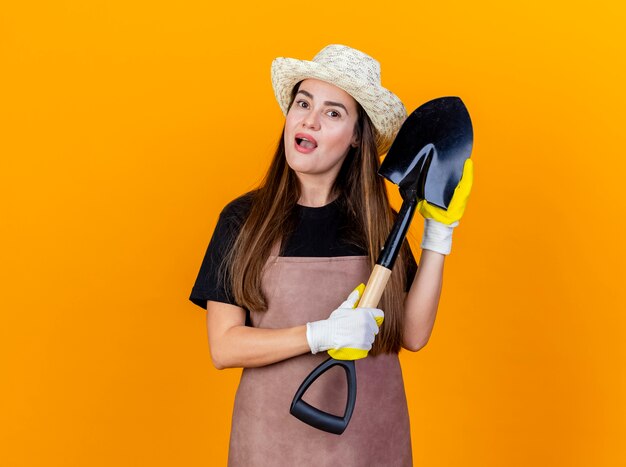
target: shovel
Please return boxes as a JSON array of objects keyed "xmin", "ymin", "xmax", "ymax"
[{"xmin": 290, "ymin": 96, "xmax": 474, "ymax": 435}]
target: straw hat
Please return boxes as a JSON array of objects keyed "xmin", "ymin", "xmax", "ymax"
[{"xmin": 271, "ymin": 44, "xmax": 407, "ymax": 155}]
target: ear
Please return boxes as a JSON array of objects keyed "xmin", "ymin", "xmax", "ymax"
[{"xmin": 351, "ymin": 136, "xmax": 360, "ymax": 148}]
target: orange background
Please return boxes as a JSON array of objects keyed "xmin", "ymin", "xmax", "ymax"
[{"xmin": 2, "ymin": 1, "xmax": 625, "ymax": 465}]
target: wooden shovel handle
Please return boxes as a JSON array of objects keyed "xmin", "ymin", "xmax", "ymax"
[{"xmin": 359, "ymin": 264, "xmax": 392, "ymax": 308}]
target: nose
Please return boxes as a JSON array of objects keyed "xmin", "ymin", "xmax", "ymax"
[{"xmin": 302, "ymin": 111, "xmax": 320, "ymax": 130}]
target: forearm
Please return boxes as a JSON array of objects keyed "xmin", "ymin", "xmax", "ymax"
[
  {"xmin": 211, "ymin": 324, "xmax": 310, "ymax": 369},
  {"xmin": 402, "ymin": 249, "xmax": 445, "ymax": 351}
]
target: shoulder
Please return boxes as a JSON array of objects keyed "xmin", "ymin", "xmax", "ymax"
[
  {"xmin": 219, "ymin": 190, "xmax": 257, "ymax": 224},
  {"xmin": 206, "ymin": 191, "xmax": 258, "ymax": 249}
]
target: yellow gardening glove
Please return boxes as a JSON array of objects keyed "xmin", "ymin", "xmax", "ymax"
[
  {"xmin": 327, "ymin": 284, "xmax": 384, "ymax": 361},
  {"xmin": 417, "ymin": 158, "xmax": 474, "ymax": 225},
  {"xmin": 417, "ymin": 159, "xmax": 473, "ymax": 255}
]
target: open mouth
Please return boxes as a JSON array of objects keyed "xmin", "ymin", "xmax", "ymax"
[{"xmin": 295, "ymin": 134, "xmax": 318, "ymax": 150}]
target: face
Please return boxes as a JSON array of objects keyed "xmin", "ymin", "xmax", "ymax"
[{"xmin": 284, "ymin": 78, "xmax": 360, "ymax": 186}]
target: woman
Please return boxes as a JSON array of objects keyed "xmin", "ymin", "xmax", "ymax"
[{"xmin": 189, "ymin": 44, "xmax": 473, "ymax": 466}]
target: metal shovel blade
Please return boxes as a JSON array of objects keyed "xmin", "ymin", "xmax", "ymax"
[{"xmin": 379, "ymin": 96, "xmax": 473, "ymax": 209}]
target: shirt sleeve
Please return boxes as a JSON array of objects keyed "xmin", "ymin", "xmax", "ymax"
[{"xmin": 188, "ymin": 194, "xmax": 252, "ymax": 310}]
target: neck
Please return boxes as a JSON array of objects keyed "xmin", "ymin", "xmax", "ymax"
[{"xmin": 297, "ymin": 180, "xmax": 338, "ymax": 207}]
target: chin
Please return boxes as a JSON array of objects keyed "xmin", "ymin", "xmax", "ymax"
[
  {"xmin": 285, "ymin": 158, "xmax": 312, "ymax": 174},
  {"xmin": 285, "ymin": 149, "xmax": 312, "ymax": 170},
  {"xmin": 287, "ymin": 154, "xmax": 348, "ymax": 179}
]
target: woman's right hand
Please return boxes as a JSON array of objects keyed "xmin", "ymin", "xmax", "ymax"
[{"xmin": 306, "ymin": 286, "xmax": 384, "ymax": 357}]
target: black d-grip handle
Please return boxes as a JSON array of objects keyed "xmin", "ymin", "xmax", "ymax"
[{"xmin": 290, "ymin": 357, "xmax": 356, "ymax": 435}]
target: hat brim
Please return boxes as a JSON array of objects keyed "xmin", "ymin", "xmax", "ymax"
[{"xmin": 271, "ymin": 57, "xmax": 406, "ymax": 155}]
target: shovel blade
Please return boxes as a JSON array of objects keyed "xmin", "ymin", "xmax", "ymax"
[{"xmin": 379, "ymin": 96, "xmax": 473, "ymax": 210}]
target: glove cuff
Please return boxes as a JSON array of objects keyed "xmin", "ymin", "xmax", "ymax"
[
  {"xmin": 306, "ymin": 320, "xmax": 335, "ymax": 354},
  {"xmin": 421, "ymin": 218, "xmax": 459, "ymax": 255}
]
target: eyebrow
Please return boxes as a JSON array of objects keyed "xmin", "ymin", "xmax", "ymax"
[{"xmin": 296, "ymin": 89, "xmax": 350, "ymax": 115}]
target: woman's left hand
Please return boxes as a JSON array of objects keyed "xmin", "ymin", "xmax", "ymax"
[
  {"xmin": 418, "ymin": 158, "xmax": 473, "ymax": 255},
  {"xmin": 418, "ymin": 158, "xmax": 473, "ymax": 225}
]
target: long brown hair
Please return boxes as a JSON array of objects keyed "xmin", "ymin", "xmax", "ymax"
[{"xmin": 221, "ymin": 82, "xmax": 412, "ymax": 355}]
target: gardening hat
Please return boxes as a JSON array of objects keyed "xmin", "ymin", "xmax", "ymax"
[{"xmin": 271, "ymin": 44, "xmax": 407, "ymax": 155}]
